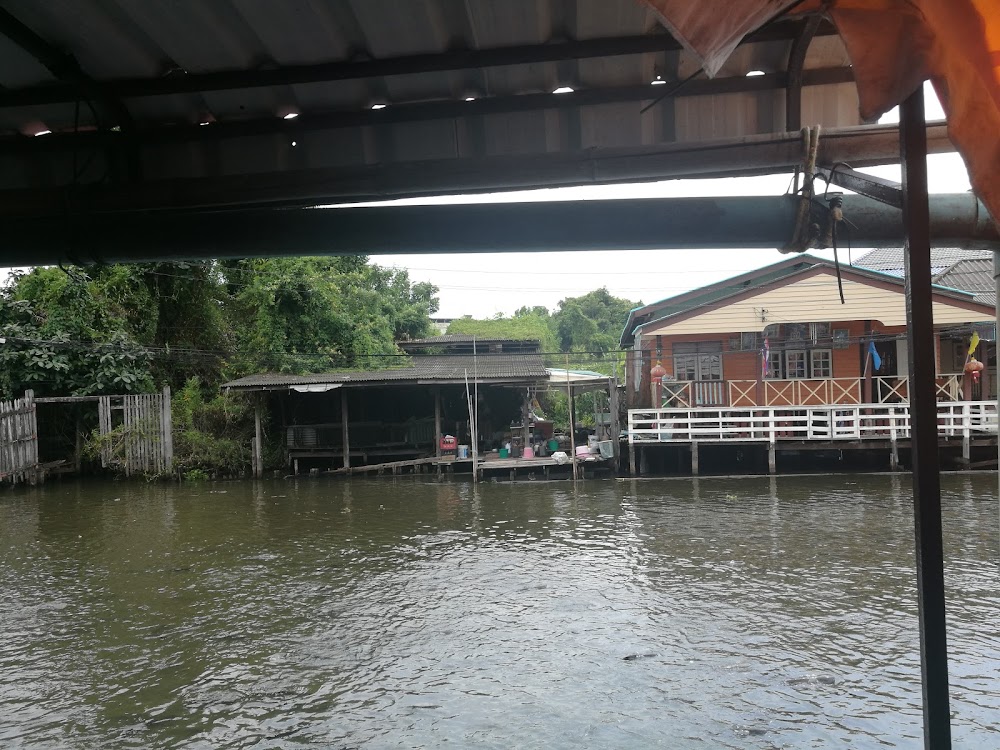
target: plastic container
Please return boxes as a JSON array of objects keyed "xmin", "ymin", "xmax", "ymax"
[
  {"xmin": 499, "ymin": 448, "xmax": 509, "ymax": 459},
  {"xmin": 575, "ymin": 445, "xmax": 590, "ymax": 457},
  {"xmin": 523, "ymin": 446, "xmax": 534, "ymax": 459},
  {"xmin": 547, "ymin": 438, "xmax": 559, "ymax": 452},
  {"xmin": 457, "ymin": 445, "xmax": 470, "ymax": 459}
]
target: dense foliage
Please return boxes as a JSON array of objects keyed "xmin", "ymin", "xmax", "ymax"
[
  {"xmin": 0, "ymin": 258, "xmax": 438, "ymax": 476},
  {"xmin": 0, "ymin": 258, "xmax": 439, "ymax": 399}
]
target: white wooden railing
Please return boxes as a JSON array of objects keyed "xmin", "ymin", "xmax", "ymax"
[
  {"xmin": 873, "ymin": 374, "xmax": 963, "ymax": 403},
  {"xmin": 628, "ymin": 401, "xmax": 998, "ymax": 444}
]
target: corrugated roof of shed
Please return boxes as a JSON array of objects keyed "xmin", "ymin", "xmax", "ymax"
[{"xmin": 222, "ymin": 353, "xmax": 548, "ymax": 390}]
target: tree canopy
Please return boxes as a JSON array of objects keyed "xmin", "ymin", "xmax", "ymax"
[
  {"xmin": 0, "ymin": 258, "xmax": 439, "ymax": 399},
  {"xmin": 448, "ymin": 287, "xmax": 640, "ymax": 374}
]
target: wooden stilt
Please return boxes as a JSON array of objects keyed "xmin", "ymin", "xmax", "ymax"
[
  {"xmin": 341, "ymin": 389, "xmax": 350, "ymax": 470},
  {"xmin": 253, "ymin": 396, "xmax": 264, "ymax": 479}
]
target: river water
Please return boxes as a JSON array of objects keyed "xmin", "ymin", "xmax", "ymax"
[{"xmin": 0, "ymin": 474, "xmax": 997, "ymax": 749}]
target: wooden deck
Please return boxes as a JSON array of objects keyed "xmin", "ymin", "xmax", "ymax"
[{"xmin": 317, "ymin": 452, "xmax": 614, "ymax": 479}]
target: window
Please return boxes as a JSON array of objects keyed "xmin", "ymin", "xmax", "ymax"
[
  {"xmin": 810, "ymin": 349, "xmax": 832, "ymax": 378},
  {"xmin": 740, "ymin": 331, "xmax": 760, "ymax": 351},
  {"xmin": 767, "ymin": 351, "xmax": 783, "ymax": 378},
  {"xmin": 810, "ymin": 322, "xmax": 831, "ymax": 343},
  {"xmin": 833, "ymin": 329, "xmax": 850, "ymax": 349},
  {"xmin": 673, "ymin": 342, "xmax": 723, "ymax": 381},
  {"xmin": 785, "ymin": 350, "xmax": 808, "ymax": 378}
]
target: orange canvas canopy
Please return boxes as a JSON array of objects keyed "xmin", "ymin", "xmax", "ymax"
[{"xmin": 642, "ymin": 0, "xmax": 1000, "ymax": 222}]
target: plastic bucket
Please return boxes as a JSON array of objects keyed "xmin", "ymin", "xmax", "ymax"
[
  {"xmin": 523, "ymin": 447, "xmax": 534, "ymax": 459},
  {"xmin": 457, "ymin": 445, "xmax": 469, "ymax": 459},
  {"xmin": 499, "ymin": 448, "xmax": 509, "ymax": 459},
  {"xmin": 547, "ymin": 439, "xmax": 559, "ymax": 452}
]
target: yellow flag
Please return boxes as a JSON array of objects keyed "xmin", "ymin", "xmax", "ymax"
[{"xmin": 969, "ymin": 331, "xmax": 981, "ymax": 356}]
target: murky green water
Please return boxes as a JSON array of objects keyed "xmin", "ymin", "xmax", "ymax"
[{"xmin": 1, "ymin": 474, "xmax": 997, "ymax": 748}]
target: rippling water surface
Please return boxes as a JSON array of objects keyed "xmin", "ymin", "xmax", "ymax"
[{"xmin": 1, "ymin": 474, "xmax": 998, "ymax": 748}]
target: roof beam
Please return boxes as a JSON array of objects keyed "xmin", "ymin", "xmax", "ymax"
[
  {"xmin": 0, "ymin": 19, "xmax": 836, "ymax": 107},
  {"xmin": 1, "ymin": 193, "xmax": 994, "ymax": 268},
  {"xmin": 2, "ymin": 66, "xmax": 855, "ymax": 154},
  {"xmin": 0, "ymin": 6, "xmax": 139, "ymax": 180},
  {"xmin": 0, "ymin": 122, "xmax": 953, "ymax": 218}
]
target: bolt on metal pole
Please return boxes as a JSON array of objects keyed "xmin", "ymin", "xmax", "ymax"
[{"xmin": 900, "ymin": 84, "xmax": 952, "ymax": 750}]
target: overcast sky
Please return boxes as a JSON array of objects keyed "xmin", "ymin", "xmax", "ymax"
[{"xmin": 369, "ymin": 83, "xmax": 972, "ymax": 319}]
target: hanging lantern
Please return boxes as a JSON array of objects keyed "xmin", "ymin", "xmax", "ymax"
[
  {"xmin": 650, "ymin": 361, "xmax": 667, "ymax": 383},
  {"xmin": 964, "ymin": 357, "xmax": 984, "ymax": 383}
]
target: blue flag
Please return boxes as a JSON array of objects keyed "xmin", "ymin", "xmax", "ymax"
[{"xmin": 868, "ymin": 340, "xmax": 882, "ymax": 372}]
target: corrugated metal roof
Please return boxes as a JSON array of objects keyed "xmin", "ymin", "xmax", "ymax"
[
  {"xmin": 222, "ymin": 353, "xmax": 548, "ymax": 390},
  {"xmin": 0, "ymin": 2, "xmax": 861, "ymax": 194}
]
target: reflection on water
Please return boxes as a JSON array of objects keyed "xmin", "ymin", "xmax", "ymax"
[{"xmin": 0, "ymin": 475, "xmax": 997, "ymax": 748}]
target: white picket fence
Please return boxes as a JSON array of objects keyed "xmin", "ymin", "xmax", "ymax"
[
  {"xmin": 628, "ymin": 401, "xmax": 998, "ymax": 444},
  {"xmin": 0, "ymin": 390, "xmax": 38, "ymax": 485}
]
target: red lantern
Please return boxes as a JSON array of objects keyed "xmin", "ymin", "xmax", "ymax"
[
  {"xmin": 964, "ymin": 357, "xmax": 984, "ymax": 383},
  {"xmin": 650, "ymin": 361, "xmax": 667, "ymax": 383}
]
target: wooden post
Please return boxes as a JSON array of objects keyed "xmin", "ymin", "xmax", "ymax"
[
  {"xmin": 521, "ymin": 390, "xmax": 531, "ymax": 458},
  {"xmin": 567, "ymin": 384, "xmax": 577, "ymax": 480},
  {"xmin": 901, "ymin": 85, "xmax": 952, "ymax": 749},
  {"xmin": 161, "ymin": 386, "xmax": 173, "ymax": 474},
  {"xmin": 341, "ymin": 388, "xmax": 350, "ymax": 470},
  {"xmin": 434, "ymin": 387, "xmax": 442, "ymax": 460},
  {"xmin": 609, "ymin": 377, "xmax": 620, "ymax": 462},
  {"xmin": 628, "ymin": 439, "xmax": 637, "ymax": 477},
  {"xmin": 863, "ymin": 322, "xmax": 874, "ymax": 403},
  {"xmin": 768, "ymin": 441, "xmax": 776, "ymax": 475},
  {"xmin": 253, "ymin": 396, "xmax": 264, "ymax": 479},
  {"xmin": 691, "ymin": 441, "xmax": 699, "ymax": 475}
]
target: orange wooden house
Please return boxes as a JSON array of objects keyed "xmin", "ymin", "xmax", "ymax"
[{"xmin": 621, "ymin": 255, "xmax": 996, "ymax": 410}]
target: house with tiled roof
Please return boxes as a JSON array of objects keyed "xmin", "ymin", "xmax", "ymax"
[
  {"xmin": 621, "ymin": 254, "xmax": 996, "ymax": 410},
  {"xmin": 854, "ymin": 248, "xmax": 996, "ymax": 306}
]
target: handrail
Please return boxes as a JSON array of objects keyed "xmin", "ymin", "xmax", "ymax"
[{"xmin": 627, "ymin": 401, "xmax": 998, "ymax": 443}]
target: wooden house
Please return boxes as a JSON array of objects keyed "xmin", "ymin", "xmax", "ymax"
[{"xmin": 621, "ymin": 255, "xmax": 996, "ymax": 410}]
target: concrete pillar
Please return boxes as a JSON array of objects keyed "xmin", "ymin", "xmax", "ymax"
[
  {"xmin": 890, "ymin": 438, "xmax": 900, "ymax": 471},
  {"xmin": 767, "ymin": 442, "xmax": 776, "ymax": 474},
  {"xmin": 629, "ymin": 440, "xmax": 637, "ymax": 477},
  {"xmin": 691, "ymin": 441, "xmax": 699, "ymax": 475}
]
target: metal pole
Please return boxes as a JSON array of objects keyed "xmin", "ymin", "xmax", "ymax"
[{"xmin": 900, "ymin": 85, "xmax": 952, "ymax": 750}]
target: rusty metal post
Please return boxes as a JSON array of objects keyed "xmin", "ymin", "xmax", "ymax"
[{"xmin": 900, "ymin": 85, "xmax": 952, "ymax": 750}]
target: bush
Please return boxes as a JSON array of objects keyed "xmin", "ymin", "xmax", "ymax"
[{"xmin": 171, "ymin": 377, "xmax": 253, "ymax": 477}]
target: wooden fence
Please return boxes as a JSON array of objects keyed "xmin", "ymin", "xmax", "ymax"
[
  {"xmin": 0, "ymin": 390, "xmax": 39, "ymax": 485},
  {"xmin": 97, "ymin": 388, "xmax": 173, "ymax": 477}
]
